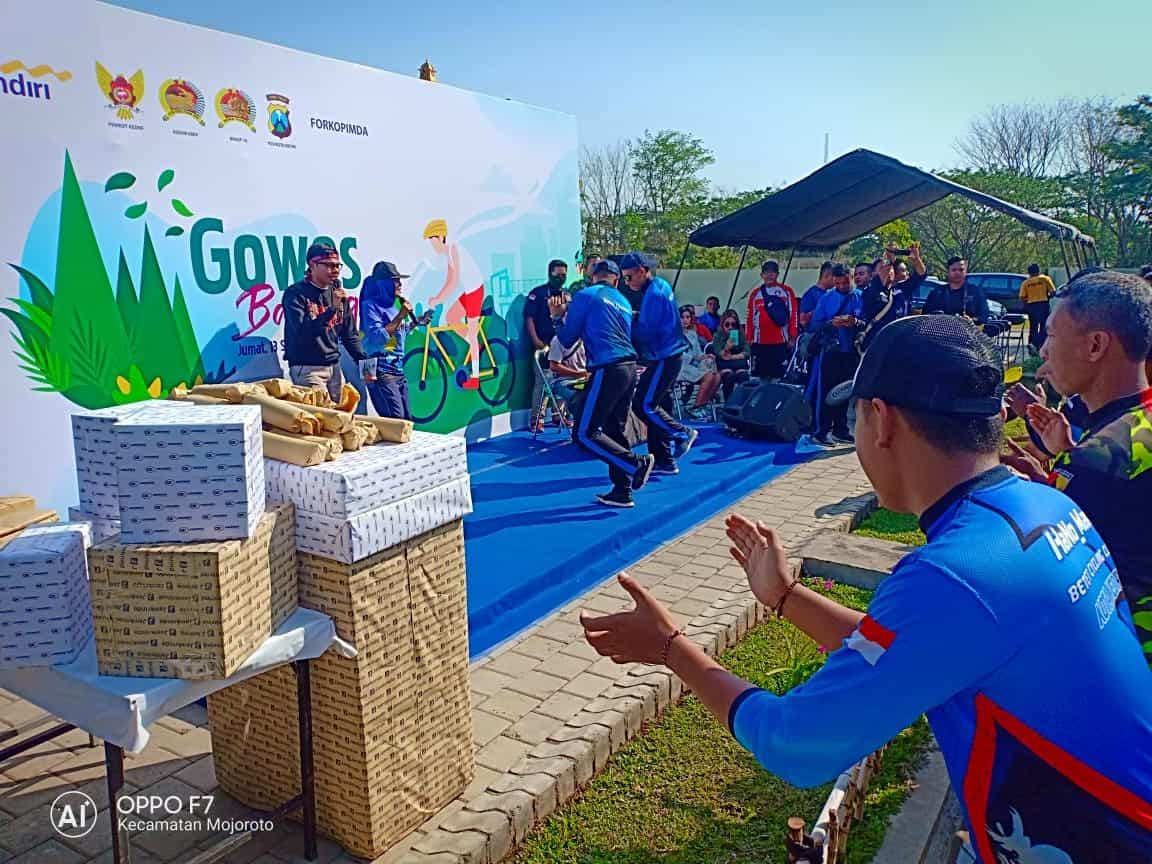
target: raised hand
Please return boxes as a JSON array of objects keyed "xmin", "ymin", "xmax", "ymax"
[
  {"xmin": 580, "ymin": 574, "xmax": 680, "ymax": 665},
  {"xmin": 725, "ymin": 514, "xmax": 792, "ymax": 608},
  {"xmin": 1025, "ymin": 403, "xmax": 1075, "ymax": 457},
  {"xmin": 1001, "ymin": 438, "xmax": 1050, "ymax": 482}
]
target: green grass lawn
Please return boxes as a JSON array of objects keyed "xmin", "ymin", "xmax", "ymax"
[
  {"xmin": 854, "ymin": 508, "xmax": 926, "ymax": 547},
  {"xmin": 512, "ymin": 583, "xmax": 933, "ymax": 864}
]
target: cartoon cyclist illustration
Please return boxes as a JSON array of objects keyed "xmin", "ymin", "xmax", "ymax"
[{"xmin": 423, "ymin": 218, "xmax": 485, "ymax": 389}]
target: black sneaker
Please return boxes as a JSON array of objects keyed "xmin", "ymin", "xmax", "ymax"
[
  {"xmin": 596, "ymin": 490, "xmax": 635, "ymax": 508},
  {"xmin": 812, "ymin": 434, "xmax": 833, "ymax": 447},
  {"xmin": 651, "ymin": 461, "xmax": 679, "ymax": 476},
  {"xmin": 831, "ymin": 431, "xmax": 855, "ymax": 445},
  {"xmin": 675, "ymin": 427, "xmax": 699, "ymax": 459},
  {"xmin": 632, "ymin": 454, "xmax": 656, "ymax": 491}
]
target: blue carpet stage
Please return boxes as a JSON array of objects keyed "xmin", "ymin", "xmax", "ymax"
[{"xmin": 464, "ymin": 426, "xmax": 807, "ymax": 658}]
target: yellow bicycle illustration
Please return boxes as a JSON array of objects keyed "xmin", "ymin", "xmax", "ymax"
[{"xmin": 402, "ymin": 315, "xmax": 516, "ymax": 423}]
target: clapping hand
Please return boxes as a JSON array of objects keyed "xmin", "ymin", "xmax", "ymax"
[
  {"xmin": 1001, "ymin": 438, "xmax": 1049, "ymax": 482},
  {"xmin": 1025, "ymin": 402, "xmax": 1075, "ymax": 456},
  {"xmin": 580, "ymin": 574, "xmax": 680, "ymax": 665},
  {"xmin": 548, "ymin": 295, "xmax": 568, "ymax": 318},
  {"xmin": 725, "ymin": 514, "xmax": 792, "ymax": 608},
  {"xmin": 1005, "ymin": 382, "xmax": 1039, "ymax": 419}
]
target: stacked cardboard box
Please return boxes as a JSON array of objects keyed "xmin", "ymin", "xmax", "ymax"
[
  {"xmin": 0, "ymin": 496, "xmax": 59, "ymax": 547},
  {"xmin": 0, "ymin": 523, "xmax": 93, "ymax": 668},
  {"xmin": 209, "ymin": 520, "xmax": 473, "ymax": 859},
  {"xmin": 71, "ymin": 402, "xmax": 184, "ymax": 527},
  {"xmin": 88, "ymin": 504, "xmax": 297, "ymax": 679},
  {"xmin": 113, "ymin": 404, "xmax": 265, "ymax": 543},
  {"xmin": 264, "ymin": 432, "xmax": 471, "ymax": 563},
  {"xmin": 66, "ymin": 507, "xmax": 119, "ymax": 545}
]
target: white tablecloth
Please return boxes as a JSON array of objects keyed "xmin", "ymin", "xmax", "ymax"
[{"xmin": 0, "ymin": 608, "xmax": 355, "ymax": 753}]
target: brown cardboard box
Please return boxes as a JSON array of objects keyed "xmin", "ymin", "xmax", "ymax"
[
  {"xmin": 88, "ymin": 504, "xmax": 298, "ymax": 679},
  {"xmin": 208, "ymin": 520, "xmax": 473, "ymax": 859}
]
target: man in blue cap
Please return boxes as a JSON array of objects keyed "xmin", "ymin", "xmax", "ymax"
[
  {"xmin": 619, "ymin": 252, "xmax": 698, "ymax": 474},
  {"xmin": 550, "ymin": 260, "xmax": 655, "ymax": 507},
  {"xmin": 580, "ymin": 315, "xmax": 1152, "ymax": 863}
]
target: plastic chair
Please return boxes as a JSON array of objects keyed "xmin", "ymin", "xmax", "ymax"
[{"xmin": 532, "ymin": 353, "xmax": 574, "ymax": 440}]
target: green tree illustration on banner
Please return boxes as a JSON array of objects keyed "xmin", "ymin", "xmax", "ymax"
[{"xmin": 4, "ymin": 153, "xmax": 207, "ymax": 408}]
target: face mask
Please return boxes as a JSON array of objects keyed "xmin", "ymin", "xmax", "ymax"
[{"xmin": 549, "ymin": 274, "xmax": 566, "ymax": 286}]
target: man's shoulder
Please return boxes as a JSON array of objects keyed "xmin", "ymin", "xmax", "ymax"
[
  {"xmin": 1064, "ymin": 405, "xmax": 1152, "ymax": 480},
  {"xmin": 284, "ymin": 279, "xmax": 310, "ymax": 296}
]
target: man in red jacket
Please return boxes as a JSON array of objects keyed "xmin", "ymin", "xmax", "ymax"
[{"xmin": 746, "ymin": 260, "xmax": 798, "ymax": 380}]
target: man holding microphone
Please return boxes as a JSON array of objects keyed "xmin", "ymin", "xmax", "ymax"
[
  {"xmin": 359, "ymin": 260, "xmax": 432, "ymax": 419},
  {"xmin": 282, "ymin": 242, "xmax": 368, "ymax": 403}
]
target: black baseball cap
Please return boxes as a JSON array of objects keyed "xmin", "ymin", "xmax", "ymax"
[
  {"xmin": 827, "ymin": 316, "xmax": 1003, "ymax": 415},
  {"xmin": 306, "ymin": 242, "xmax": 339, "ymax": 262},
  {"xmin": 370, "ymin": 261, "xmax": 410, "ymax": 280},
  {"xmin": 592, "ymin": 260, "xmax": 621, "ymax": 276}
]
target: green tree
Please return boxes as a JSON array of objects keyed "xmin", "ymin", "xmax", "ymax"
[
  {"xmin": 905, "ymin": 170, "xmax": 1066, "ymax": 272},
  {"xmin": 630, "ymin": 129, "xmax": 715, "ymax": 219},
  {"xmin": 1096, "ymin": 95, "xmax": 1152, "ymax": 265},
  {"xmin": 839, "ymin": 220, "xmax": 915, "ymax": 265},
  {"xmin": 629, "ymin": 130, "xmax": 716, "ymax": 259}
]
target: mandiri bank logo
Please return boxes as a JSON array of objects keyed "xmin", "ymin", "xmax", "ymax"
[{"xmin": 0, "ymin": 60, "xmax": 72, "ymax": 102}]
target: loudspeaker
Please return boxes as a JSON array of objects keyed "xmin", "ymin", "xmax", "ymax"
[{"xmin": 722, "ymin": 379, "xmax": 812, "ymax": 442}]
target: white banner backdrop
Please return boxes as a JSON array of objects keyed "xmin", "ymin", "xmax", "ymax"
[{"xmin": 0, "ymin": 0, "xmax": 580, "ymax": 512}]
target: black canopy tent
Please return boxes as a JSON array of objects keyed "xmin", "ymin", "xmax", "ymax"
[{"xmin": 677, "ymin": 149, "xmax": 1098, "ymax": 312}]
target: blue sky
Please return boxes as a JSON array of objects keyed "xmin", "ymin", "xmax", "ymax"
[{"xmin": 109, "ymin": 0, "xmax": 1146, "ymax": 191}]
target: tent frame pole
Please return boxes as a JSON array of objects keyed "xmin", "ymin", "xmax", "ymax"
[
  {"xmin": 671, "ymin": 242, "xmax": 690, "ymax": 291},
  {"xmin": 1058, "ymin": 237, "xmax": 1073, "ymax": 282},
  {"xmin": 781, "ymin": 248, "xmax": 796, "ymax": 284},
  {"xmin": 724, "ymin": 245, "xmax": 749, "ymax": 314},
  {"xmin": 1070, "ymin": 239, "xmax": 1084, "ymax": 271}
]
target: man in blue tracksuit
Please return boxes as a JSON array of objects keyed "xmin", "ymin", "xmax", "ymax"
[
  {"xmin": 551, "ymin": 260, "xmax": 655, "ymax": 508},
  {"xmin": 619, "ymin": 252, "xmax": 699, "ymax": 474},
  {"xmin": 580, "ymin": 317, "xmax": 1152, "ymax": 862}
]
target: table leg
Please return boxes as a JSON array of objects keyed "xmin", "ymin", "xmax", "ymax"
[
  {"xmin": 294, "ymin": 660, "xmax": 317, "ymax": 861},
  {"xmin": 105, "ymin": 742, "xmax": 130, "ymax": 864}
]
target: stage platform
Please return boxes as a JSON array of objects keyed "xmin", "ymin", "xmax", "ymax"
[{"xmin": 463, "ymin": 426, "xmax": 807, "ymax": 657}]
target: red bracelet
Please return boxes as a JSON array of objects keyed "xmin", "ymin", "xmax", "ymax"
[
  {"xmin": 773, "ymin": 580, "xmax": 799, "ymax": 619},
  {"xmin": 661, "ymin": 629, "xmax": 683, "ymax": 666}
]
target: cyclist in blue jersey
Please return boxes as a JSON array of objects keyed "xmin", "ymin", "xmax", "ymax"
[
  {"xmin": 581, "ymin": 316, "xmax": 1152, "ymax": 863},
  {"xmin": 551, "ymin": 260, "xmax": 655, "ymax": 508}
]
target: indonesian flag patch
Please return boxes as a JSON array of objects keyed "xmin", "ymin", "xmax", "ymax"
[
  {"xmin": 845, "ymin": 615, "xmax": 897, "ymax": 666},
  {"xmin": 1050, "ymin": 467, "xmax": 1073, "ymax": 491}
]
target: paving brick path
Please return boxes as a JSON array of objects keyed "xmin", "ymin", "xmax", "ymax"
[{"xmin": 0, "ymin": 449, "xmax": 872, "ymax": 864}]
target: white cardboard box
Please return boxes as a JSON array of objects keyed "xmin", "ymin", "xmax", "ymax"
[
  {"xmin": 67, "ymin": 507, "xmax": 121, "ymax": 545},
  {"xmin": 72, "ymin": 402, "xmax": 182, "ymax": 519},
  {"xmin": 0, "ymin": 523, "xmax": 93, "ymax": 669},
  {"xmin": 114, "ymin": 404, "xmax": 266, "ymax": 543},
  {"xmin": 294, "ymin": 477, "xmax": 472, "ymax": 563},
  {"xmin": 264, "ymin": 431, "xmax": 469, "ymax": 519}
]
